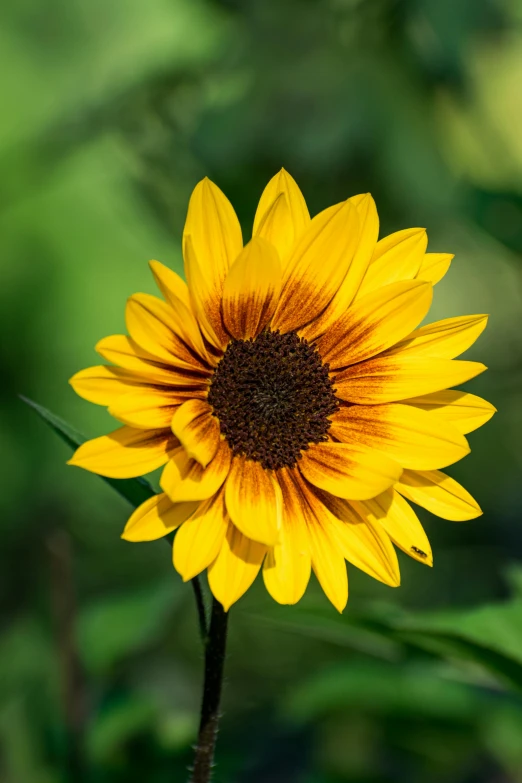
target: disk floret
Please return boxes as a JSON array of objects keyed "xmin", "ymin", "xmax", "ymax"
[{"xmin": 208, "ymin": 330, "xmax": 339, "ymax": 470}]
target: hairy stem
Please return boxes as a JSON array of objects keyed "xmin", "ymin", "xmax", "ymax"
[{"xmin": 190, "ymin": 598, "xmax": 229, "ymax": 783}]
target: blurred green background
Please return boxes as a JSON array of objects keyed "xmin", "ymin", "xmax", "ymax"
[{"xmin": 2, "ymin": 0, "xmax": 522, "ymax": 780}]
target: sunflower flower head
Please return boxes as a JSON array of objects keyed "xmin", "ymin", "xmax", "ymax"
[{"xmin": 68, "ymin": 170, "xmax": 495, "ymax": 612}]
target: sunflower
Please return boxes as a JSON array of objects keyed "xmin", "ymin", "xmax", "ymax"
[{"xmin": 68, "ymin": 170, "xmax": 495, "ymax": 612}]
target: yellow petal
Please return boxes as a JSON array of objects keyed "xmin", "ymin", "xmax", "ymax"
[
  {"xmin": 173, "ymin": 489, "xmax": 228, "ymax": 581},
  {"xmin": 208, "ymin": 523, "xmax": 267, "ymax": 611},
  {"xmin": 356, "ymin": 228, "xmax": 427, "ymax": 299},
  {"xmin": 294, "ymin": 477, "xmax": 348, "ymax": 612},
  {"xmin": 182, "ymin": 236, "xmax": 227, "ymax": 349},
  {"xmin": 126, "ymin": 293, "xmax": 207, "ymax": 371},
  {"xmin": 315, "ymin": 489, "xmax": 400, "ymax": 586},
  {"xmin": 225, "ymin": 456, "xmax": 282, "ymax": 546},
  {"xmin": 183, "ymin": 178, "xmax": 242, "ymax": 347},
  {"xmin": 298, "ymin": 442, "xmax": 402, "ymax": 500},
  {"xmin": 109, "ymin": 389, "xmax": 187, "ymax": 429},
  {"xmin": 253, "ymin": 169, "xmax": 310, "ymax": 264},
  {"xmin": 396, "ymin": 469, "xmax": 482, "ymax": 521},
  {"xmin": 334, "ymin": 356, "xmax": 487, "ymax": 405},
  {"xmin": 416, "ymin": 252, "xmax": 453, "ymax": 285},
  {"xmin": 221, "ymin": 237, "xmax": 282, "ymax": 340},
  {"xmin": 68, "ymin": 426, "xmax": 178, "ymax": 478},
  {"xmin": 310, "ymin": 526, "xmax": 348, "ymax": 612},
  {"xmin": 330, "ymin": 403, "xmax": 470, "ymax": 470},
  {"xmin": 171, "ymin": 400, "xmax": 220, "ymax": 468},
  {"xmin": 301, "ymin": 193, "xmax": 379, "ymax": 341},
  {"xmin": 96, "ymin": 334, "xmax": 174, "ymax": 375},
  {"xmin": 95, "ymin": 340, "xmax": 210, "ymax": 391},
  {"xmin": 149, "ymin": 260, "xmax": 209, "ymax": 362},
  {"xmin": 357, "ymin": 489, "xmax": 432, "ymax": 566},
  {"xmin": 392, "ymin": 315, "xmax": 488, "ymax": 359},
  {"xmin": 403, "ymin": 390, "xmax": 496, "ymax": 434},
  {"xmin": 160, "ymin": 441, "xmax": 231, "ymax": 502},
  {"xmin": 316, "ymin": 281, "xmax": 432, "ymax": 370},
  {"xmin": 184, "ymin": 177, "xmax": 243, "ymax": 273},
  {"xmin": 69, "ymin": 365, "xmax": 146, "ymax": 406},
  {"xmin": 148, "ymin": 259, "xmax": 191, "ymax": 309},
  {"xmin": 263, "ymin": 469, "xmax": 311, "ymax": 605},
  {"xmin": 253, "ymin": 193, "xmax": 291, "ymax": 258},
  {"xmin": 271, "ymin": 199, "xmax": 360, "ymax": 333},
  {"xmin": 122, "ymin": 493, "xmax": 198, "ymax": 542}
]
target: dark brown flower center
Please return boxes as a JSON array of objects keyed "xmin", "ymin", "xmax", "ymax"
[{"xmin": 207, "ymin": 330, "xmax": 339, "ymax": 470}]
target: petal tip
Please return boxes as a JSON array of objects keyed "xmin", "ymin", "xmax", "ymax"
[
  {"xmin": 68, "ymin": 370, "xmax": 83, "ymax": 386},
  {"xmin": 213, "ymin": 594, "xmax": 232, "ymax": 612},
  {"xmin": 457, "ymin": 507, "xmax": 483, "ymax": 520},
  {"xmin": 121, "ymin": 530, "xmax": 138, "ymax": 542},
  {"xmin": 66, "ymin": 453, "xmax": 87, "ymax": 469}
]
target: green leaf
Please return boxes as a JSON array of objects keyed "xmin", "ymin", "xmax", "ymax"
[
  {"xmin": 253, "ymin": 609, "xmax": 401, "ymax": 662},
  {"xmin": 78, "ymin": 582, "xmax": 180, "ymax": 673},
  {"xmin": 254, "ymin": 590, "xmax": 522, "ymax": 691},
  {"xmin": 20, "ymin": 395, "xmax": 155, "ymax": 508},
  {"xmin": 380, "ymin": 599, "xmax": 522, "ymax": 690},
  {"xmin": 87, "ymin": 696, "xmax": 158, "ymax": 761},
  {"xmin": 284, "ymin": 660, "xmax": 482, "ymax": 724}
]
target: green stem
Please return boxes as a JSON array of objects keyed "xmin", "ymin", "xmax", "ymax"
[
  {"xmin": 165, "ymin": 532, "xmax": 207, "ymax": 643},
  {"xmin": 189, "ymin": 598, "xmax": 229, "ymax": 783}
]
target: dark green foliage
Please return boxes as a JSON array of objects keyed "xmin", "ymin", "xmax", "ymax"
[{"xmin": 2, "ymin": 0, "xmax": 522, "ymax": 780}]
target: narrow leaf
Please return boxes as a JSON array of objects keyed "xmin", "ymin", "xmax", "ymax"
[
  {"xmin": 254, "ymin": 592, "xmax": 522, "ymax": 691},
  {"xmin": 20, "ymin": 395, "xmax": 155, "ymax": 508}
]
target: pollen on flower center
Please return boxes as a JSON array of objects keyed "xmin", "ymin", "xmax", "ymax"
[{"xmin": 207, "ymin": 330, "xmax": 339, "ymax": 470}]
